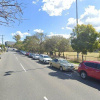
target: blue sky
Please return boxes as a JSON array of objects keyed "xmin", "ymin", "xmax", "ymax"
[{"xmin": 0, "ymin": 0, "xmax": 100, "ymax": 43}]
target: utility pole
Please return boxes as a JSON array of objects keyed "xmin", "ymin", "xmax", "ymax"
[
  {"xmin": 76, "ymin": 0, "xmax": 79, "ymax": 61},
  {"xmin": 76, "ymin": 0, "xmax": 78, "ymax": 26},
  {"xmin": 0, "ymin": 35, "xmax": 4, "ymax": 51}
]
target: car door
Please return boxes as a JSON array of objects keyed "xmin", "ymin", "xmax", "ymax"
[
  {"xmin": 84, "ymin": 62, "xmax": 96, "ymax": 77},
  {"xmin": 94, "ymin": 64, "xmax": 100, "ymax": 80},
  {"xmin": 55, "ymin": 60, "xmax": 60, "ymax": 68},
  {"xmin": 52, "ymin": 59, "xmax": 58, "ymax": 68}
]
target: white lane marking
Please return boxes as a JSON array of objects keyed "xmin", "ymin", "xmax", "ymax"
[
  {"xmin": 64, "ymin": 73, "xmax": 72, "ymax": 77},
  {"xmin": 20, "ymin": 63, "xmax": 26, "ymax": 72},
  {"xmin": 44, "ymin": 96, "xmax": 48, "ymax": 100},
  {"xmin": 16, "ymin": 57, "xmax": 18, "ymax": 61},
  {"xmin": 14, "ymin": 54, "xmax": 26, "ymax": 72}
]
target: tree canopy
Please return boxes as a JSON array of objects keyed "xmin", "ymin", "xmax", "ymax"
[{"xmin": 71, "ymin": 24, "xmax": 99, "ymax": 60}]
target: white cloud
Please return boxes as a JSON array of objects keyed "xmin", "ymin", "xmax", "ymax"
[
  {"xmin": 34, "ymin": 29, "xmax": 44, "ymax": 33},
  {"xmin": 11, "ymin": 31, "xmax": 30, "ymax": 38},
  {"xmin": 61, "ymin": 27, "xmax": 65, "ymax": 29},
  {"xmin": 32, "ymin": 0, "xmax": 39, "ymax": 4},
  {"xmin": 66, "ymin": 5, "xmax": 100, "ymax": 32},
  {"xmin": 39, "ymin": 9, "xmax": 41, "ymax": 11},
  {"xmin": 48, "ymin": 32, "xmax": 71, "ymax": 38},
  {"xmin": 65, "ymin": 12, "xmax": 69, "ymax": 16},
  {"xmin": 42, "ymin": 0, "xmax": 75, "ymax": 16}
]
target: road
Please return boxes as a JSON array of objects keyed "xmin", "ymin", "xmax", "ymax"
[{"xmin": 0, "ymin": 49, "xmax": 100, "ymax": 100}]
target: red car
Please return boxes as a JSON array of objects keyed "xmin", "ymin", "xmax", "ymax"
[
  {"xmin": 78, "ymin": 61, "xmax": 100, "ymax": 80},
  {"xmin": 26, "ymin": 52, "xmax": 30, "ymax": 56}
]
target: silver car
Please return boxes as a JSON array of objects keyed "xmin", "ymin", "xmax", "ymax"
[
  {"xmin": 49, "ymin": 58, "xmax": 74, "ymax": 71},
  {"xmin": 32, "ymin": 54, "xmax": 39, "ymax": 60}
]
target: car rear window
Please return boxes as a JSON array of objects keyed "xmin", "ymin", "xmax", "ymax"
[
  {"xmin": 97, "ymin": 64, "xmax": 100, "ymax": 69},
  {"xmin": 84, "ymin": 62, "xmax": 97, "ymax": 69}
]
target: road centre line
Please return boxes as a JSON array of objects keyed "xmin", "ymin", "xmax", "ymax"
[
  {"xmin": 16, "ymin": 56, "xmax": 18, "ymax": 60},
  {"xmin": 20, "ymin": 63, "xmax": 26, "ymax": 72},
  {"xmin": 44, "ymin": 96, "xmax": 48, "ymax": 100},
  {"xmin": 14, "ymin": 54, "xmax": 26, "ymax": 72}
]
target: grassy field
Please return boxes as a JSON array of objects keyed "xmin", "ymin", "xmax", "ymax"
[
  {"xmin": 60, "ymin": 52, "xmax": 99, "ymax": 57},
  {"xmin": 55, "ymin": 52, "xmax": 100, "ymax": 62}
]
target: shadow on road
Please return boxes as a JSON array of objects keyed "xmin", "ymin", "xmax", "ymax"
[
  {"xmin": 47, "ymin": 66, "xmax": 100, "ymax": 91},
  {"xmin": 4, "ymin": 71, "xmax": 14, "ymax": 76},
  {"xmin": 4, "ymin": 70, "xmax": 25, "ymax": 76},
  {"xmin": 36, "ymin": 61, "xmax": 49, "ymax": 65}
]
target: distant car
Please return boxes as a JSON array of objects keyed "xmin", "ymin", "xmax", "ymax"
[
  {"xmin": 32, "ymin": 54, "xmax": 39, "ymax": 60},
  {"xmin": 49, "ymin": 58, "xmax": 74, "ymax": 71},
  {"xmin": 29, "ymin": 53, "xmax": 33, "ymax": 58},
  {"xmin": 78, "ymin": 61, "xmax": 100, "ymax": 80},
  {"xmin": 26, "ymin": 52, "xmax": 30, "ymax": 56},
  {"xmin": 22, "ymin": 51, "xmax": 26, "ymax": 55},
  {"xmin": 39, "ymin": 54, "xmax": 52, "ymax": 64}
]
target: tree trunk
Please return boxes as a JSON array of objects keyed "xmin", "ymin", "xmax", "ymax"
[
  {"xmin": 63, "ymin": 52, "xmax": 64, "ymax": 57},
  {"xmin": 77, "ymin": 52, "xmax": 79, "ymax": 61}
]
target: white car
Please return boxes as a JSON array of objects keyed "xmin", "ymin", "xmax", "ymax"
[
  {"xmin": 39, "ymin": 54, "xmax": 52, "ymax": 64},
  {"xmin": 32, "ymin": 54, "xmax": 39, "ymax": 60}
]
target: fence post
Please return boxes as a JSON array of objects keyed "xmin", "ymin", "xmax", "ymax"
[
  {"xmin": 66, "ymin": 54, "xmax": 67, "ymax": 59},
  {"xmin": 74, "ymin": 55, "xmax": 75, "ymax": 61}
]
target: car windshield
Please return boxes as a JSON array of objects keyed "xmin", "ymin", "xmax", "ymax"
[
  {"xmin": 44, "ymin": 56, "xmax": 50, "ymax": 58},
  {"xmin": 59, "ymin": 60, "xmax": 69, "ymax": 64}
]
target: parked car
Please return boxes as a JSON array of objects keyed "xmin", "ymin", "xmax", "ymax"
[
  {"xmin": 78, "ymin": 61, "xmax": 100, "ymax": 80},
  {"xmin": 32, "ymin": 54, "xmax": 39, "ymax": 60},
  {"xmin": 26, "ymin": 52, "xmax": 30, "ymax": 56},
  {"xmin": 49, "ymin": 58, "xmax": 74, "ymax": 71},
  {"xmin": 22, "ymin": 51, "xmax": 26, "ymax": 55},
  {"xmin": 39, "ymin": 54, "xmax": 52, "ymax": 63},
  {"xmin": 29, "ymin": 53, "xmax": 34, "ymax": 58}
]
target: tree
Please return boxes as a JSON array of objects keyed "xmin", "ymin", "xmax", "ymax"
[
  {"xmin": 71, "ymin": 24, "xmax": 99, "ymax": 61},
  {"xmin": 0, "ymin": 0, "xmax": 23, "ymax": 26},
  {"xmin": 23, "ymin": 36, "xmax": 39, "ymax": 52},
  {"xmin": 13, "ymin": 34, "xmax": 21, "ymax": 42},
  {"xmin": 35, "ymin": 33, "xmax": 46, "ymax": 53},
  {"xmin": 44, "ymin": 35, "xmax": 72, "ymax": 56}
]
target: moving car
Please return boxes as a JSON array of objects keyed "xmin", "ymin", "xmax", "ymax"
[
  {"xmin": 78, "ymin": 61, "xmax": 100, "ymax": 80},
  {"xmin": 32, "ymin": 54, "xmax": 39, "ymax": 60},
  {"xmin": 39, "ymin": 54, "xmax": 52, "ymax": 63},
  {"xmin": 49, "ymin": 58, "xmax": 74, "ymax": 71}
]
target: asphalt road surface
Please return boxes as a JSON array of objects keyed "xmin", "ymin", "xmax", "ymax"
[{"xmin": 0, "ymin": 49, "xmax": 100, "ymax": 100}]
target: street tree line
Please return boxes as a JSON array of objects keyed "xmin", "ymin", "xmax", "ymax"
[
  {"xmin": 13, "ymin": 33, "xmax": 73, "ymax": 57},
  {"xmin": 13, "ymin": 24, "xmax": 100, "ymax": 61}
]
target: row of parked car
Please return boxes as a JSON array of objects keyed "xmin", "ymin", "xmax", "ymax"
[
  {"xmin": 19, "ymin": 50, "xmax": 75, "ymax": 71},
  {"xmin": 18, "ymin": 50, "xmax": 100, "ymax": 80}
]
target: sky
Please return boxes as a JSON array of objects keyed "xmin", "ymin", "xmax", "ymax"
[{"xmin": 0, "ymin": 0, "xmax": 100, "ymax": 43}]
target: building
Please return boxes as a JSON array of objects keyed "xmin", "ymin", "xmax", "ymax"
[{"xmin": 5, "ymin": 41, "xmax": 15, "ymax": 47}]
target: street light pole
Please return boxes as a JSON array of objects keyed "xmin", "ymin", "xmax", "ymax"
[
  {"xmin": 76, "ymin": 0, "xmax": 79, "ymax": 61},
  {"xmin": 76, "ymin": 0, "xmax": 78, "ymax": 26}
]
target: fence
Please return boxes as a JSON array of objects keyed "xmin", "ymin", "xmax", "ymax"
[{"xmin": 65, "ymin": 55, "xmax": 100, "ymax": 62}]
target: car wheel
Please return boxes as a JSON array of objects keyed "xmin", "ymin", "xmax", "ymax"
[
  {"xmin": 60, "ymin": 66, "xmax": 63, "ymax": 71},
  {"xmin": 80, "ymin": 71, "xmax": 87, "ymax": 79},
  {"xmin": 50, "ymin": 63, "xmax": 53, "ymax": 67}
]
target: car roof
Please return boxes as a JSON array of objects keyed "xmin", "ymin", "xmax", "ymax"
[
  {"xmin": 54, "ymin": 58, "xmax": 66, "ymax": 60},
  {"xmin": 40, "ymin": 54, "xmax": 48, "ymax": 56}
]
